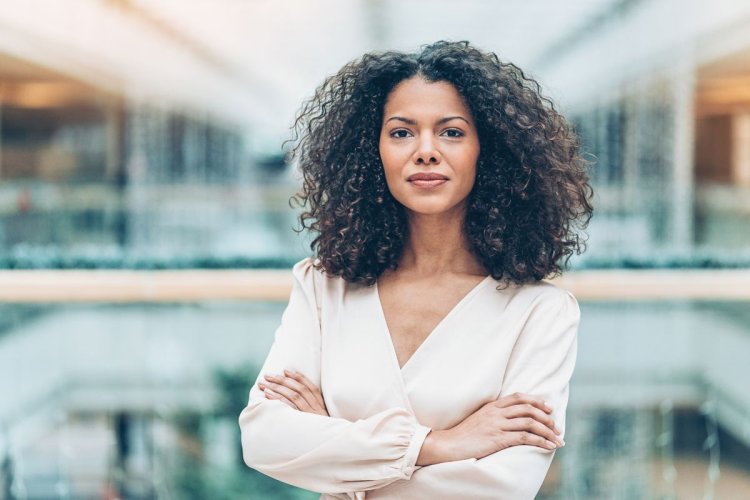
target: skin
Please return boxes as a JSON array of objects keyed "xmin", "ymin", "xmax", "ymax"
[
  {"xmin": 259, "ymin": 76, "xmax": 564, "ymax": 465},
  {"xmin": 376, "ymin": 76, "xmax": 488, "ymax": 372},
  {"xmin": 379, "ymin": 76, "xmax": 480, "ymax": 226}
]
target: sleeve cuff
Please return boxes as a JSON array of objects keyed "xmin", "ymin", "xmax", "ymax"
[{"xmin": 401, "ymin": 423, "xmax": 432, "ymax": 479}]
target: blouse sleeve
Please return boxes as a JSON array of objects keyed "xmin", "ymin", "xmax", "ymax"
[
  {"xmin": 366, "ymin": 288, "xmax": 580, "ymax": 499},
  {"xmin": 238, "ymin": 257, "xmax": 432, "ymax": 495}
]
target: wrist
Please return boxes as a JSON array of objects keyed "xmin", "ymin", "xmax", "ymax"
[{"xmin": 416, "ymin": 429, "xmax": 453, "ymax": 466}]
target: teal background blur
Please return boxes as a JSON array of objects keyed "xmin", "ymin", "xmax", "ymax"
[{"xmin": 1, "ymin": 1, "xmax": 750, "ymax": 498}]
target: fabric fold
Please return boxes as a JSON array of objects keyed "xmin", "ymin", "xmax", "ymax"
[
  {"xmin": 239, "ymin": 257, "xmax": 432, "ymax": 496},
  {"xmin": 366, "ymin": 289, "xmax": 580, "ymax": 499}
]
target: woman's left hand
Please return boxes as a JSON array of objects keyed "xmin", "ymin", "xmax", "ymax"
[{"xmin": 258, "ymin": 369, "xmax": 329, "ymax": 417}]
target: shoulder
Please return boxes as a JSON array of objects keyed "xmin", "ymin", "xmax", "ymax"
[
  {"xmin": 532, "ymin": 280, "xmax": 578, "ymax": 305},
  {"xmin": 493, "ymin": 281, "xmax": 581, "ymax": 353},
  {"xmin": 291, "ymin": 256, "xmax": 349, "ymax": 301},
  {"xmin": 493, "ymin": 278, "xmax": 580, "ymax": 322},
  {"xmin": 291, "ymin": 256, "xmax": 320, "ymax": 280},
  {"xmin": 291, "ymin": 256, "xmax": 326, "ymax": 293},
  {"xmin": 527, "ymin": 281, "xmax": 581, "ymax": 327},
  {"xmin": 291, "ymin": 256, "xmax": 338, "ymax": 283}
]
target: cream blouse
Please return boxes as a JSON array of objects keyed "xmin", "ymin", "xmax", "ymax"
[{"xmin": 239, "ymin": 256, "xmax": 580, "ymax": 499}]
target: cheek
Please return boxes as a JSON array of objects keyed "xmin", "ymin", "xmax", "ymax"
[
  {"xmin": 454, "ymin": 155, "xmax": 478, "ymax": 186},
  {"xmin": 461, "ymin": 151, "xmax": 480, "ymax": 189},
  {"xmin": 382, "ymin": 165, "xmax": 405, "ymax": 201},
  {"xmin": 378, "ymin": 143, "xmax": 402, "ymax": 184}
]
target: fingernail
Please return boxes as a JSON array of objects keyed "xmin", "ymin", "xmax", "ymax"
[
  {"xmin": 557, "ymin": 438, "xmax": 565, "ymax": 446},
  {"xmin": 554, "ymin": 427, "xmax": 561, "ymax": 435},
  {"xmin": 545, "ymin": 440, "xmax": 557, "ymax": 449},
  {"xmin": 284, "ymin": 369, "xmax": 295, "ymax": 375}
]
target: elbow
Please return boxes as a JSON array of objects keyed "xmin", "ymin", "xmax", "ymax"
[
  {"xmin": 238, "ymin": 404, "xmax": 271, "ymax": 470},
  {"xmin": 239, "ymin": 428, "xmax": 257, "ymax": 470},
  {"xmin": 514, "ymin": 447, "xmax": 555, "ymax": 500},
  {"xmin": 238, "ymin": 398, "xmax": 311, "ymax": 472}
]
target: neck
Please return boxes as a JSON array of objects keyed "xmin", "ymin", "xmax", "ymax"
[{"xmin": 400, "ymin": 206, "xmax": 485, "ymax": 277}]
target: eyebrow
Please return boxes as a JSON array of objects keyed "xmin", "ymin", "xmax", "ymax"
[{"xmin": 384, "ymin": 115, "xmax": 470, "ymax": 126}]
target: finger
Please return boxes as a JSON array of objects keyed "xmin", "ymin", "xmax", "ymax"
[
  {"xmin": 264, "ymin": 375, "xmax": 311, "ymax": 402},
  {"xmin": 261, "ymin": 379, "xmax": 313, "ymax": 412},
  {"xmin": 506, "ymin": 404, "xmax": 560, "ymax": 435},
  {"xmin": 497, "ymin": 392, "xmax": 550, "ymax": 413},
  {"xmin": 495, "ymin": 392, "xmax": 552, "ymax": 414},
  {"xmin": 264, "ymin": 375, "xmax": 316, "ymax": 411},
  {"xmin": 283, "ymin": 370, "xmax": 325, "ymax": 407},
  {"xmin": 262, "ymin": 387, "xmax": 298, "ymax": 410},
  {"xmin": 262, "ymin": 377, "xmax": 328, "ymax": 416},
  {"xmin": 503, "ymin": 416, "xmax": 564, "ymax": 447},
  {"xmin": 507, "ymin": 430, "xmax": 559, "ymax": 450}
]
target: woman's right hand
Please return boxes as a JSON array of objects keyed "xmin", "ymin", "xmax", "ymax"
[{"xmin": 417, "ymin": 392, "xmax": 564, "ymax": 466}]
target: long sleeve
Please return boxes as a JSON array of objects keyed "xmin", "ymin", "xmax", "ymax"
[
  {"xmin": 367, "ymin": 288, "xmax": 580, "ymax": 499},
  {"xmin": 238, "ymin": 257, "xmax": 432, "ymax": 496}
]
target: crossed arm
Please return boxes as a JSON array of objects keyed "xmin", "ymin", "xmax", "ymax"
[{"xmin": 239, "ymin": 257, "xmax": 580, "ymax": 498}]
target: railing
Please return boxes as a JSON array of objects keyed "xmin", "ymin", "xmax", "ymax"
[
  {"xmin": 0, "ymin": 268, "xmax": 748, "ymax": 302},
  {"xmin": 2, "ymin": 268, "xmax": 749, "ymax": 498}
]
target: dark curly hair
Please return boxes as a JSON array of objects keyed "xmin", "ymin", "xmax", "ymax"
[{"xmin": 287, "ymin": 40, "xmax": 594, "ymax": 288}]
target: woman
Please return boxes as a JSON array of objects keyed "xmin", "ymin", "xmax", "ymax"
[{"xmin": 239, "ymin": 40, "xmax": 594, "ymax": 499}]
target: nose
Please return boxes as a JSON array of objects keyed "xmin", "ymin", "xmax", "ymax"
[{"xmin": 412, "ymin": 135, "xmax": 442, "ymax": 165}]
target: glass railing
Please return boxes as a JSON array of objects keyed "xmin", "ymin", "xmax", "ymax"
[
  {"xmin": 0, "ymin": 299, "xmax": 317, "ymax": 499},
  {"xmin": 1, "ymin": 270, "xmax": 749, "ymax": 498}
]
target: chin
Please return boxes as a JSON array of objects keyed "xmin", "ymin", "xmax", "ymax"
[{"xmin": 400, "ymin": 199, "xmax": 461, "ymax": 216}]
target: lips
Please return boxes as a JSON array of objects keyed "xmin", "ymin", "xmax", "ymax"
[
  {"xmin": 407, "ymin": 172, "xmax": 448, "ymax": 189},
  {"xmin": 407, "ymin": 172, "xmax": 449, "ymax": 181}
]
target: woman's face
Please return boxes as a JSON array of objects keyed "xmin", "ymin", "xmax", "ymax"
[{"xmin": 379, "ymin": 75, "xmax": 480, "ymax": 218}]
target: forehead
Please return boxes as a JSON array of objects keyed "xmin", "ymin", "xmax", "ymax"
[{"xmin": 383, "ymin": 77, "xmax": 472, "ymax": 118}]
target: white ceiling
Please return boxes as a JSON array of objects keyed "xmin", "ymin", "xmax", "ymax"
[
  {"xmin": 130, "ymin": 0, "xmax": 619, "ymax": 115},
  {"xmin": 0, "ymin": 0, "xmax": 620, "ymax": 147}
]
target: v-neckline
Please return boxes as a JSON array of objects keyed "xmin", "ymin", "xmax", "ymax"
[{"xmin": 374, "ymin": 274, "xmax": 493, "ymax": 374}]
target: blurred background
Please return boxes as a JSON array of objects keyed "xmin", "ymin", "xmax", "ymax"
[{"xmin": 1, "ymin": 0, "xmax": 749, "ymax": 498}]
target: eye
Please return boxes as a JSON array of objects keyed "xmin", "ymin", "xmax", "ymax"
[
  {"xmin": 442, "ymin": 128, "xmax": 465, "ymax": 138},
  {"xmin": 390, "ymin": 129, "xmax": 411, "ymax": 139}
]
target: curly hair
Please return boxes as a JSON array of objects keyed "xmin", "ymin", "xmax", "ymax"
[{"xmin": 287, "ymin": 40, "xmax": 594, "ymax": 288}]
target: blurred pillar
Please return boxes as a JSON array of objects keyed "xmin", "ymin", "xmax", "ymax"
[
  {"xmin": 115, "ymin": 411, "xmax": 131, "ymax": 464},
  {"xmin": 363, "ymin": 0, "xmax": 387, "ymax": 48},
  {"xmin": 105, "ymin": 102, "xmax": 124, "ymax": 181},
  {"xmin": 623, "ymin": 95, "xmax": 640, "ymax": 215},
  {"xmin": 0, "ymin": 452, "xmax": 13, "ymax": 500},
  {"xmin": 113, "ymin": 412, "xmax": 131, "ymax": 496},
  {"xmin": 0, "ymin": 98, "xmax": 3, "ymax": 180},
  {"xmin": 731, "ymin": 113, "xmax": 750, "ymax": 186},
  {"xmin": 670, "ymin": 57, "xmax": 695, "ymax": 248}
]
